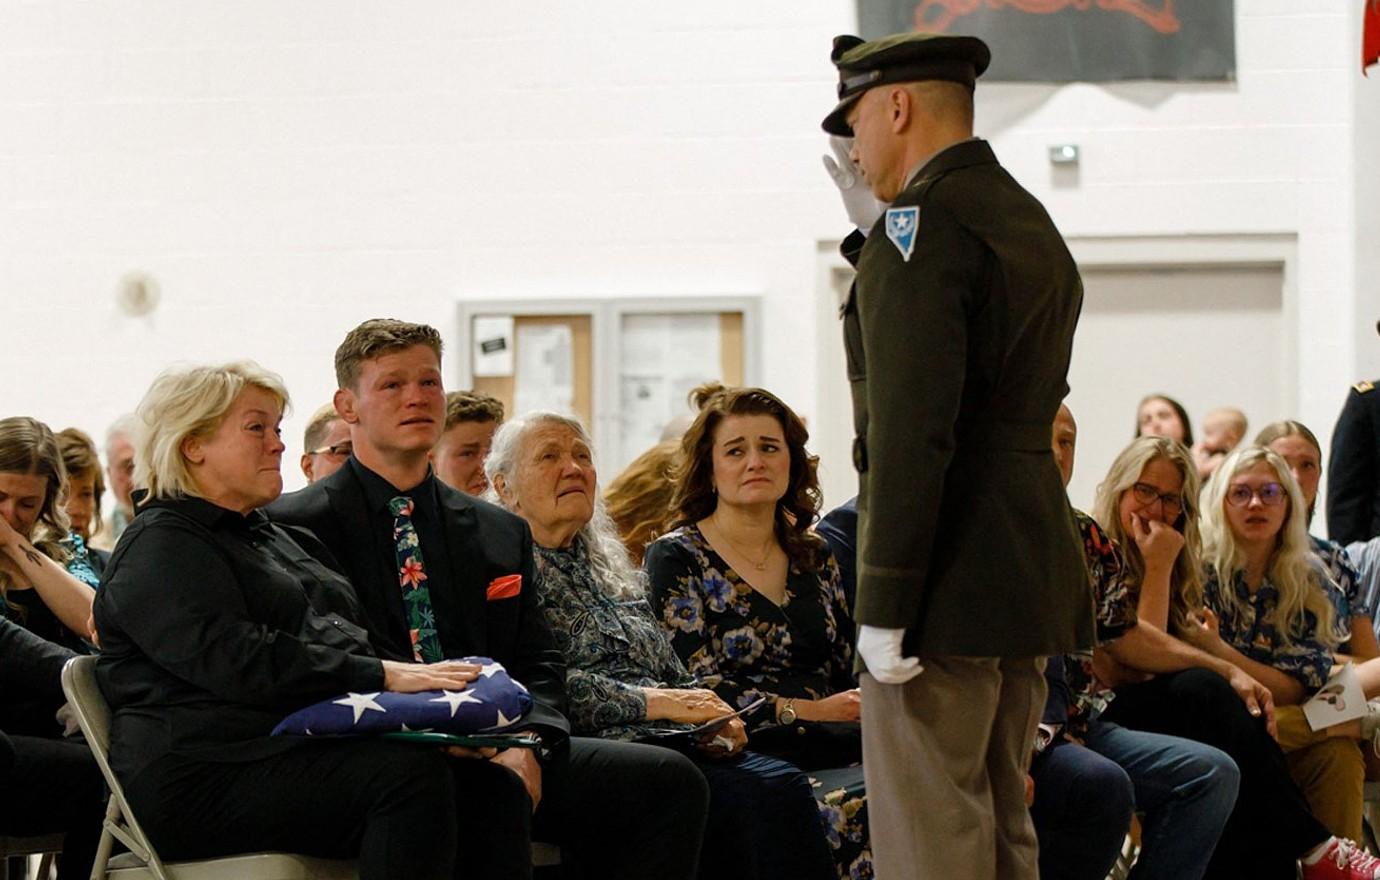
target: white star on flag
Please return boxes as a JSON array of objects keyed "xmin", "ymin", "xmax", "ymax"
[
  {"xmin": 333, "ymin": 692, "xmax": 386, "ymax": 724},
  {"xmin": 430, "ymin": 689, "xmax": 483, "ymax": 717},
  {"xmin": 493, "ymin": 709, "xmax": 516, "ymax": 728},
  {"xmin": 478, "ymin": 662, "xmax": 503, "ymax": 678}
]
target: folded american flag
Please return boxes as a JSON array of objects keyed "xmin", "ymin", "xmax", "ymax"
[{"xmin": 271, "ymin": 656, "xmax": 532, "ymax": 737}]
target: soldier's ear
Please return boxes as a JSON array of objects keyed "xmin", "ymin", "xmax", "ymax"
[{"xmin": 888, "ymin": 86, "xmax": 911, "ymax": 133}]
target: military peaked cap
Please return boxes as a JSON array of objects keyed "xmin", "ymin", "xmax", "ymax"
[{"xmin": 822, "ymin": 31, "xmax": 991, "ymax": 136}]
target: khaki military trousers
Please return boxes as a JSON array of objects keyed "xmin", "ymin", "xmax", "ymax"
[{"xmin": 861, "ymin": 655, "xmax": 1046, "ymax": 880}]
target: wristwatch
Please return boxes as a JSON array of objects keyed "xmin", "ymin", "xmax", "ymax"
[{"xmin": 778, "ymin": 698, "xmax": 798, "ymax": 725}]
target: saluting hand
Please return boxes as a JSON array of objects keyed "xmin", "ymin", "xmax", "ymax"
[{"xmin": 822, "ymin": 136, "xmax": 886, "ymax": 232}]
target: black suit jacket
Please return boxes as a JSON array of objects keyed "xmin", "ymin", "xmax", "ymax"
[
  {"xmin": 0, "ymin": 615, "xmax": 76, "ymax": 737},
  {"xmin": 266, "ymin": 462, "xmax": 570, "ymax": 754},
  {"xmin": 1328, "ymin": 381, "xmax": 1380, "ymax": 545}
]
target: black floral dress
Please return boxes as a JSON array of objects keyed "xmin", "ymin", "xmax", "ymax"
[{"xmin": 646, "ymin": 525, "xmax": 871, "ymax": 880}]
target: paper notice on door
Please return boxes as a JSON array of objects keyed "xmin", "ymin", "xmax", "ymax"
[
  {"xmin": 618, "ymin": 314, "xmax": 721, "ymax": 464},
  {"xmin": 514, "ymin": 323, "xmax": 574, "ymax": 416},
  {"xmin": 472, "ymin": 315, "xmax": 514, "ymax": 377},
  {"xmin": 1303, "ymin": 662, "xmax": 1367, "ymax": 731}
]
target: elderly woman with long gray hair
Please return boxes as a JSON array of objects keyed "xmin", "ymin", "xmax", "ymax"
[{"xmin": 485, "ymin": 410, "xmax": 835, "ymax": 880}]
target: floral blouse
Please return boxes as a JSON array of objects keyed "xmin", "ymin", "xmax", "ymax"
[
  {"xmin": 532, "ymin": 537, "xmax": 699, "ymax": 741},
  {"xmin": 645, "ymin": 525, "xmax": 856, "ymax": 731},
  {"xmin": 1311, "ymin": 534, "xmax": 1362, "ymax": 640},
  {"xmin": 1202, "ymin": 566, "xmax": 1340, "ymax": 691},
  {"xmin": 1063, "ymin": 510, "xmax": 1138, "ymax": 735}
]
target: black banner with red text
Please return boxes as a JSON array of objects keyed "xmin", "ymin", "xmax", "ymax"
[{"xmin": 857, "ymin": 1, "xmax": 1236, "ymax": 82}]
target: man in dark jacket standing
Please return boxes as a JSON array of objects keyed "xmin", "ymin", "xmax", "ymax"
[{"xmin": 823, "ymin": 32, "xmax": 1093, "ymax": 879}]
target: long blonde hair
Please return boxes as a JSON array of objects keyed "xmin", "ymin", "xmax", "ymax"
[
  {"xmin": 1092, "ymin": 436, "xmax": 1203, "ymax": 636},
  {"xmin": 1199, "ymin": 446, "xmax": 1339, "ymax": 648}
]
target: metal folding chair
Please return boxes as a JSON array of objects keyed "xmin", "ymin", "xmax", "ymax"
[{"xmin": 60, "ymin": 656, "xmax": 357, "ymax": 880}]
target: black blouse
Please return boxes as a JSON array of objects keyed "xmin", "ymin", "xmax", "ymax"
[{"xmin": 94, "ymin": 494, "xmax": 384, "ymax": 782}]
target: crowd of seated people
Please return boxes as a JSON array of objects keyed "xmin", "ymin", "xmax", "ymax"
[{"xmin": 11, "ymin": 319, "xmax": 1380, "ymax": 878}]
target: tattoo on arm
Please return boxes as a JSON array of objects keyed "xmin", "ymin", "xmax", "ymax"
[{"xmin": 20, "ymin": 544, "xmax": 42, "ymax": 566}]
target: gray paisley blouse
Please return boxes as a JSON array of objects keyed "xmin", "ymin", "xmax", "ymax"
[{"xmin": 532, "ymin": 537, "xmax": 700, "ymax": 741}]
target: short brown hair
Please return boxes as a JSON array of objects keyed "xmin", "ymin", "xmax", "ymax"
[
  {"xmin": 56, "ymin": 427, "xmax": 105, "ymax": 535},
  {"xmin": 444, "ymin": 390, "xmax": 505, "ymax": 430},
  {"xmin": 334, "ymin": 319, "xmax": 443, "ymax": 390},
  {"xmin": 668, "ymin": 383, "xmax": 824, "ymax": 567}
]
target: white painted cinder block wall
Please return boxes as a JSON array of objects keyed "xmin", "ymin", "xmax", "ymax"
[{"xmin": 0, "ymin": 0, "xmax": 1375, "ymax": 500}]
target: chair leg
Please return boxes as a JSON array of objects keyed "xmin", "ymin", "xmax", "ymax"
[{"xmin": 1365, "ymin": 798, "xmax": 1380, "ymax": 855}]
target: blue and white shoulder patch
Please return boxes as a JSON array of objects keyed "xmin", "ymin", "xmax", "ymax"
[{"xmin": 884, "ymin": 206, "xmax": 920, "ymax": 262}]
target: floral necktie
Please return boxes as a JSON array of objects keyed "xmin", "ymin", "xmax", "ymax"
[{"xmin": 389, "ymin": 495, "xmax": 443, "ymax": 663}]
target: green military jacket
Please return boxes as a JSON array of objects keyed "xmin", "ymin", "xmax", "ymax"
[{"xmin": 842, "ymin": 138, "xmax": 1094, "ymax": 658}]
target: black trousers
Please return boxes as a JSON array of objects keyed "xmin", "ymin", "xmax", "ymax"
[
  {"xmin": 694, "ymin": 750, "xmax": 835, "ymax": 880},
  {"xmin": 1099, "ymin": 667, "xmax": 1329, "ymax": 880},
  {"xmin": 125, "ymin": 739, "xmax": 532, "ymax": 880},
  {"xmin": 539, "ymin": 737, "xmax": 709, "ymax": 880},
  {"xmin": 0, "ymin": 733, "xmax": 105, "ymax": 880}
]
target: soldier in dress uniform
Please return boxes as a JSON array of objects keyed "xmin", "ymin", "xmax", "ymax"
[
  {"xmin": 822, "ymin": 31, "xmax": 1093, "ymax": 880},
  {"xmin": 1328, "ymin": 374, "xmax": 1380, "ymax": 546}
]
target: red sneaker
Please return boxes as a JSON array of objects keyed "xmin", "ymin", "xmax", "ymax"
[{"xmin": 1301, "ymin": 838, "xmax": 1380, "ymax": 880}]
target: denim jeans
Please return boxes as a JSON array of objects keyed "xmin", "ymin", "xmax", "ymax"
[
  {"xmin": 1082, "ymin": 719, "xmax": 1240, "ymax": 880},
  {"xmin": 1101, "ymin": 668, "xmax": 1326, "ymax": 880},
  {"xmin": 1029, "ymin": 738, "xmax": 1133, "ymax": 880}
]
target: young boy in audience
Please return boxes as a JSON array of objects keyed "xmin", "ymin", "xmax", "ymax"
[
  {"xmin": 1194, "ymin": 406, "xmax": 1248, "ymax": 481},
  {"xmin": 431, "ymin": 390, "xmax": 503, "ymax": 496}
]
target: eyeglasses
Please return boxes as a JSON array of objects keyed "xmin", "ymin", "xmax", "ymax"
[
  {"xmin": 1226, "ymin": 482, "xmax": 1286, "ymax": 508},
  {"xmin": 309, "ymin": 443, "xmax": 352, "ymax": 458},
  {"xmin": 1130, "ymin": 482, "xmax": 1184, "ymax": 515}
]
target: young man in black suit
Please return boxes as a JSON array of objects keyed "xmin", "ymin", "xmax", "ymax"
[{"xmin": 270, "ymin": 318, "xmax": 708, "ymax": 879}]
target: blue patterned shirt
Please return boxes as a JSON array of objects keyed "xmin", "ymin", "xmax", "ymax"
[
  {"xmin": 1203, "ymin": 567, "xmax": 1338, "ymax": 691},
  {"xmin": 1312, "ymin": 535, "xmax": 1363, "ymax": 641}
]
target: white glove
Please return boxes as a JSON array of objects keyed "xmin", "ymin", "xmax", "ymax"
[
  {"xmin": 857, "ymin": 625, "xmax": 924, "ymax": 685},
  {"xmin": 822, "ymin": 136, "xmax": 886, "ymax": 233}
]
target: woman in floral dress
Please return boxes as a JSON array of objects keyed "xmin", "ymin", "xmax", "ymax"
[{"xmin": 646, "ymin": 383, "xmax": 870, "ymax": 880}]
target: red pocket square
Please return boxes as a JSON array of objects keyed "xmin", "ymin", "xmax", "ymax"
[{"xmin": 487, "ymin": 574, "xmax": 522, "ymax": 601}]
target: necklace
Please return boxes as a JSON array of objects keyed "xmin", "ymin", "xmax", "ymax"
[{"xmin": 710, "ymin": 513, "xmax": 775, "ymax": 571}]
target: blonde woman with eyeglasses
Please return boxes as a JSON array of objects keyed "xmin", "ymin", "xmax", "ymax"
[
  {"xmin": 1189, "ymin": 447, "xmax": 1380, "ymax": 863},
  {"xmin": 1083, "ymin": 436, "xmax": 1372, "ymax": 880}
]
